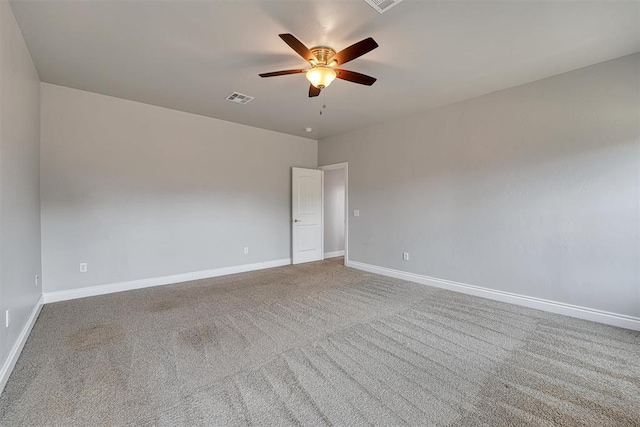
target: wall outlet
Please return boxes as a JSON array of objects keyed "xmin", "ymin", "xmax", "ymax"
[
  {"xmin": 243, "ymin": 247, "xmax": 249, "ymax": 255},
  {"xmin": 5, "ymin": 310, "xmax": 10, "ymax": 328},
  {"xmin": 79, "ymin": 263, "xmax": 88, "ymax": 273},
  {"xmin": 35, "ymin": 274, "xmax": 39, "ymax": 286},
  {"xmin": 403, "ymin": 252, "xmax": 409, "ymax": 261},
  {"xmin": 354, "ymin": 210, "xmax": 360, "ymax": 217}
]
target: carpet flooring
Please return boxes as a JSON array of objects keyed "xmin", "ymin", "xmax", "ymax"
[{"xmin": 1, "ymin": 257, "xmax": 639, "ymax": 426}]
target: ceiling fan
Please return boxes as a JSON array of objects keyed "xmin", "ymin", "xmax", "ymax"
[{"xmin": 259, "ymin": 34, "xmax": 379, "ymax": 97}]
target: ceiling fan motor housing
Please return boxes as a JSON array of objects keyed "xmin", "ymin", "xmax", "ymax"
[{"xmin": 310, "ymin": 47, "xmax": 337, "ymax": 66}]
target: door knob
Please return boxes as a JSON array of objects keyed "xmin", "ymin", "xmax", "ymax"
[{"xmin": 294, "ymin": 219, "xmax": 301, "ymax": 222}]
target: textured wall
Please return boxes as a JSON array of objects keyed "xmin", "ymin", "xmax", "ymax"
[
  {"xmin": 324, "ymin": 168, "xmax": 345, "ymax": 254},
  {"xmin": 0, "ymin": 1, "xmax": 42, "ymax": 374},
  {"xmin": 319, "ymin": 54, "xmax": 640, "ymax": 317},
  {"xmin": 40, "ymin": 83, "xmax": 317, "ymax": 293}
]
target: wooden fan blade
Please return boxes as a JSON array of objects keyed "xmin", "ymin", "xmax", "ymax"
[
  {"xmin": 309, "ymin": 85, "xmax": 321, "ymax": 97},
  {"xmin": 330, "ymin": 37, "xmax": 378, "ymax": 66},
  {"xmin": 279, "ymin": 34, "xmax": 315, "ymax": 62},
  {"xmin": 336, "ymin": 69, "xmax": 377, "ymax": 86},
  {"xmin": 259, "ymin": 69, "xmax": 307, "ymax": 78}
]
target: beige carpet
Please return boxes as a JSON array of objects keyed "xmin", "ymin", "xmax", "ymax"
[{"xmin": 1, "ymin": 257, "xmax": 639, "ymax": 426}]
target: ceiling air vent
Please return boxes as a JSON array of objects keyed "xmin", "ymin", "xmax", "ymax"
[
  {"xmin": 362, "ymin": 0, "xmax": 404, "ymax": 14},
  {"xmin": 226, "ymin": 92, "xmax": 254, "ymax": 105}
]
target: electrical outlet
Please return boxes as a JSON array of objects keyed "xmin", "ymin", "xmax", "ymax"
[
  {"xmin": 35, "ymin": 274, "xmax": 39, "ymax": 286},
  {"xmin": 80, "ymin": 263, "xmax": 88, "ymax": 273},
  {"xmin": 243, "ymin": 247, "xmax": 249, "ymax": 255},
  {"xmin": 5, "ymin": 310, "xmax": 10, "ymax": 328},
  {"xmin": 403, "ymin": 252, "xmax": 409, "ymax": 261}
]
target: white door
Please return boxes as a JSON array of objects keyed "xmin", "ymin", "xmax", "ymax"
[{"xmin": 292, "ymin": 167, "xmax": 323, "ymax": 264}]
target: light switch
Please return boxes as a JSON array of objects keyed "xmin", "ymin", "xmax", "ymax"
[{"xmin": 354, "ymin": 210, "xmax": 360, "ymax": 217}]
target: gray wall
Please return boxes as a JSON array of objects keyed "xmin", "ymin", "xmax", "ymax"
[
  {"xmin": 319, "ymin": 54, "xmax": 640, "ymax": 318},
  {"xmin": 323, "ymin": 168, "xmax": 345, "ymax": 255},
  {"xmin": 0, "ymin": 1, "xmax": 42, "ymax": 372},
  {"xmin": 40, "ymin": 83, "xmax": 317, "ymax": 293}
]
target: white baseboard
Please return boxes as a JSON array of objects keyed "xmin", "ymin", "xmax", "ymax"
[
  {"xmin": 0, "ymin": 295, "xmax": 44, "ymax": 395},
  {"xmin": 346, "ymin": 260, "xmax": 640, "ymax": 331},
  {"xmin": 43, "ymin": 258, "xmax": 292, "ymax": 304},
  {"xmin": 324, "ymin": 250, "xmax": 345, "ymax": 259}
]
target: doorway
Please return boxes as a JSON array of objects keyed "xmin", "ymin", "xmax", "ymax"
[{"xmin": 319, "ymin": 163, "xmax": 348, "ymax": 265}]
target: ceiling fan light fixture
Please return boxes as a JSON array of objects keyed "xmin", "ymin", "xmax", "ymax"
[
  {"xmin": 306, "ymin": 66, "xmax": 337, "ymax": 89},
  {"xmin": 260, "ymin": 34, "xmax": 378, "ymax": 97}
]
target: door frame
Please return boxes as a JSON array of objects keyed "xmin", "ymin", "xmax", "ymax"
[{"xmin": 318, "ymin": 162, "xmax": 348, "ymax": 265}]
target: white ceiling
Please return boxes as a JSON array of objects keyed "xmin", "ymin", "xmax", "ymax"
[{"xmin": 10, "ymin": 0, "xmax": 640, "ymax": 140}]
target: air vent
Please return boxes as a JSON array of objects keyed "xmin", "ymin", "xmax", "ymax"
[
  {"xmin": 226, "ymin": 92, "xmax": 254, "ymax": 104},
  {"xmin": 362, "ymin": 0, "xmax": 403, "ymax": 14}
]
